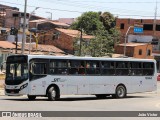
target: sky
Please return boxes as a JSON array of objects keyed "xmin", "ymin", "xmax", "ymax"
[{"xmin": 0, "ymin": 0, "xmax": 159, "ymax": 20}]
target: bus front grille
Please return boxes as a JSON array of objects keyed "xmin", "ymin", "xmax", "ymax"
[{"xmin": 5, "ymin": 89, "xmax": 20, "ymax": 94}]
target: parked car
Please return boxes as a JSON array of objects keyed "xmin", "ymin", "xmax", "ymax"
[{"xmin": 157, "ymin": 73, "xmax": 160, "ymax": 81}]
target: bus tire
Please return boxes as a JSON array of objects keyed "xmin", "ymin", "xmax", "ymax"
[
  {"xmin": 27, "ymin": 95, "xmax": 36, "ymax": 100},
  {"xmin": 48, "ymin": 86, "xmax": 59, "ymax": 101},
  {"xmin": 114, "ymin": 85, "xmax": 126, "ymax": 98}
]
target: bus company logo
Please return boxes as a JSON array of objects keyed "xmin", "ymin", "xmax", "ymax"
[{"xmin": 52, "ymin": 78, "xmax": 66, "ymax": 82}]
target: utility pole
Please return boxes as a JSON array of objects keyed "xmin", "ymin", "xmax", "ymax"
[
  {"xmin": 46, "ymin": 12, "xmax": 52, "ymax": 20},
  {"xmin": 28, "ymin": 7, "xmax": 39, "ymax": 54},
  {"xmin": 79, "ymin": 27, "xmax": 82, "ymax": 56},
  {"xmin": 13, "ymin": 13, "xmax": 19, "ymax": 54},
  {"xmin": 123, "ymin": 26, "xmax": 133, "ymax": 57},
  {"xmin": 21, "ymin": 0, "xmax": 27, "ymax": 54},
  {"xmin": 153, "ymin": 0, "xmax": 157, "ymax": 37}
]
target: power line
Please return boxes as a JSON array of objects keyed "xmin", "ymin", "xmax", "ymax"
[
  {"xmin": 39, "ymin": 0, "xmax": 154, "ymax": 14},
  {"xmin": 43, "ymin": 0, "xmax": 160, "ymax": 4},
  {"xmin": 0, "ymin": 1, "xmax": 83, "ymax": 13},
  {"xmin": 0, "ymin": 0, "xmax": 155, "ymax": 15},
  {"xmin": 0, "ymin": 0, "xmax": 159, "ymax": 18}
]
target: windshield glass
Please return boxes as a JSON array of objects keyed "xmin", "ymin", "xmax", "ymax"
[{"xmin": 6, "ymin": 63, "xmax": 28, "ymax": 81}]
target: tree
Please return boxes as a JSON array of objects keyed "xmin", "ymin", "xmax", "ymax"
[
  {"xmin": 71, "ymin": 11, "xmax": 120, "ymax": 57},
  {"xmin": 71, "ymin": 11, "xmax": 104, "ymax": 35},
  {"xmin": 100, "ymin": 12, "xmax": 116, "ymax": 30}
]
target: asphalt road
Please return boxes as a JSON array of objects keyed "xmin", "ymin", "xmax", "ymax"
[{"xmin": 0, "ymin": 82, "xmax": 160, "ymax": 120}]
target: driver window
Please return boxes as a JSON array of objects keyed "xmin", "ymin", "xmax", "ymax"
[{"xmin": 31, "ymin": 63, "xmax": 47, "ymax": 75}]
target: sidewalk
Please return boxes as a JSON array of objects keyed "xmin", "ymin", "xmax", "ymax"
[
  {"xmin": 0, "ymin": 80, "xmax": 4, "ymax": 96},
  {"xmin": 0, "ymin": 89, "xmax": 4, "ymax": 96},
  {"xmin": 0, "ymin": 79, "xmax": 4, "ymax": 88}
]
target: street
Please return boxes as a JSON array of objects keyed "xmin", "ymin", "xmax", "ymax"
[{"xmin": 0, "ymin": 82, "xmax": 160, "ymax": 120}]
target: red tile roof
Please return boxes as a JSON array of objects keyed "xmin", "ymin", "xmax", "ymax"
[
  {"xmin": 37, "ymin": 44, "xmax": 65, "ymax": 53},
  {"xmin": 56, "ymin": 28, "xmax": 94, "ymax": 39},
  {"xmin": 58, "ymin": 18, "xmax": 75, "ymax": 25},
  {"xmin": 29, "ymin": 19, "xmax": 69, "ymax": 27},
  {"xmin": 24, "ymin": 43, "xmax": 65, "ymax": 53},
  {"xmin": 0, "ymin": 41, "xmax": 16, "ymax": 49}
]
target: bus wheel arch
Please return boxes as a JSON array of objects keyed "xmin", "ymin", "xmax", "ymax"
[
  {"xmin": 46, "ymin": 84, "xmax": 60, "ymax": 101},
  {"xmin": 113, "ymin": 84, "xmax": 127, "ymax": 98}
]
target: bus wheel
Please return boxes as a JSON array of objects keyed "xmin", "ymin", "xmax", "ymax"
[
  {"xmin": 27, "ymin": 95, "xmax": 36, "ymax": 100},
  {"xmin": 114, "ymin": 85, "xmax": 126, "ymax": 98},
  {"xmin": 48, "ymin": 87, "xmax": 59, "ymax": 101}
]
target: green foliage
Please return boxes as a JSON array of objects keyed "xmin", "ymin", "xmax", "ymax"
[
  {"xmin": 71, "ymin": 11, "xmax": 104, "ymax": 35},
  {"xmin": 71, "ymin": 11, "xmax": 120, "ymax": 57},
  {"xmin": 100, "ymin": 12, "xmax": 116, "ymax": 30}
]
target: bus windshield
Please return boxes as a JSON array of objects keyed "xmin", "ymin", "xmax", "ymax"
[{"xmin": 6, "ymin": 63, "xmax": 28, "ymax": 81}]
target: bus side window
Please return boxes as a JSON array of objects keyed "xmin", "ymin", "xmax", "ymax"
[
  {"xmin": 101, "ymin": 61, "xmax": 115, "ymax": 75},
  {"xmin": 68, "ymin": 60, "xmax": 79, "ymax": 75},
  {"xmin": 130, "ymin": 62, "xmax": 143, "ymax": 76},
  {"xmin": 31, "ymin": 63, "xmax": 47, "ymax": 75},
  {"xmin": 116, "ymin": 62, "xmax": 129, "ymax": 76},
  {"xmin": 86, "ymin": 61, "xmax": 100, "ymax": 75},
  {"xmin": 143, "ymin": 62, "xmax": 154, "ymax": 75},
  {"xmin": 78, "ymin": 62, "xmax": 85, "ymax": 75}
]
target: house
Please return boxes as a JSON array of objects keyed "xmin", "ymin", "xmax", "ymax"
[
  {"xmin": 115, "ymin": 43, "xmax": 153, "ymax": 59},
  {"xmin": 0, "ymin": 40, "xmax": 67, "ymax": 65},
  {"xmin": 29, "ymin": 19, "xmax": 70, "ymax": 30},
  {"xmin": 116, "ymin": 18, "xmax": 160, "ymax": 51},
  {"xmin": 35, "ymin": 28, "xmax": 94, "ymax": 54},
  {"xmin": 116, "ymin": 18, "xmax": 160, "ymax": 42},
  {"xmin": 0, "ymin": 4, "xmax": 19, "ymax": 27},
  {"xmin": 0, "ymin": 41, "xmax": 17, "ymax": 64},
  {"xmin": 115, "ymin": 18, "xmax": 160, "ymax": 69}
]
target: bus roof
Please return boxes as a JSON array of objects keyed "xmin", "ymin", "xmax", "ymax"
[{"xmin": 20, "ymin": 55, "xmax": 156, "ymax": 63}]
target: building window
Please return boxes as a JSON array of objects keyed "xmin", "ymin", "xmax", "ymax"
[
  {"xmin": 139, "ymin": 49, "xmax": 142, "ymax": 55},
  {"xmin": 143, "ymin": 24, "xmax": 153, "ymax": 31},
  {"xmin": 52, "ymin": 32, "xmax": 60, "ymax": 40},
  {"xmin": 147, "ymin": 49, "xmax": 151, "ymax": 56},
  {"xmin": 120, "ymin": 23, "xmax": 124, "ymax": 29},
  {"xmin": 156, "ymin": 25, "xmax": 160, "ymax": 31}
]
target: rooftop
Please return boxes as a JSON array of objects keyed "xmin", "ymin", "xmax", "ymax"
[
  {"xmin": 0, "ymin": 41, "xmax": 17, "ymax": 49},
  {"xmin": 29, "ymin": 19, "xmax": 69, "ymax": 27},
  {"xmin": 58, "ymin": 18, "xmax": 75, "ymax": 25},
  {"xmin": 22, "ymin": 43, "xmax": 65, "ymax": 54},
  {"xmin": 56, "ymin": 28, "xmax": 94, "ymax": 39}
]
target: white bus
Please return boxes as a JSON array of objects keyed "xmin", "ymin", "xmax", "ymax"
[{"xmin": 4, "ymin": 55, "xmax": 157, "ymax": 101}]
